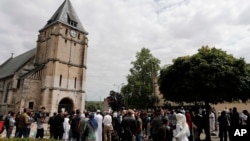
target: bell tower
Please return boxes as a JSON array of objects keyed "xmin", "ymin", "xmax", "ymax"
[{"xmin": 35, "ymin": 0, "xmax": 88, "ymax": 113}]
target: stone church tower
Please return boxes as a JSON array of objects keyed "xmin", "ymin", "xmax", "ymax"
[{"xmin": 0, "ymin": 0, "xmax": 88, "ymax": 115}]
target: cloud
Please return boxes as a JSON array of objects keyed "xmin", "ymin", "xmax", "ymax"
[{"xmin": 0, "ymin": 0, "xmax": 250, "ymax": 101}]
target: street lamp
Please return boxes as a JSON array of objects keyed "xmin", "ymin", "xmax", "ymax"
[{"xmin": 113, "ymin": 83, "xmax": 124, "ymax": 93}]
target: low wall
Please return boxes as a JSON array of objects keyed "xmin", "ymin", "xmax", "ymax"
[{"xmin": 211, "ymin": 102, "xmax": 250, "ymax": 112}]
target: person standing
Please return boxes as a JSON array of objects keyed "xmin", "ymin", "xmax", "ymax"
[
  {"xmin": 95, "ymin": 110, "xmax": 103, "ymax": 141},
  {"xmin": 54, "ymin": 110, "xmax": 65, "ymax": 140},
  {"xmin": 174, "ymin": 113, "xmax": 190, "ymax": 141},
  {"xmin": 4, "ymin": 111, "xmax": 11, "ymax": 137},
  {"xmin": 103, "ymin": 112, "xmax": 113, "ymax": 141},
  {"xmin": 18, "ymin": 108, "xmax": 30, "ymax": 138},
  {"xmin": 87, "ymin": 113, "xmax": 98, "ymax": 141},
  {"xmin": 14, "ymin": 112, "xmax": 20, "ymax": 137},
  {"xmin": 35, "ymin": 106, "xmax": 47, "ymax": 138},
  {"xmin": 79, "ymin": 112, "xmax": 90, "ymax": 141},
  {"xmin": 112, "ymin": 112, "xmax": 122, "ymax": 141},
  {"xmin": 121, "ymin": 110, "xmax": 137, "ymax": 141},
  {"xmin": 71, "ymin": 109, "xmax": 81, "ymax": 141},
  {"xmin": 27, "ymin": 111, "xmax": 35, "ymax": 137},
  {"xmin": 63, "ymin": 114, "xmax": 71, "ymax": 141},
  {"xmin": 185, "ymin": 110, "xmax": 192, "ymax": 141},
  {"xmin": 48, "ymin": 112, "xmax": 57, "ymax": 138},
  {"xmin": 6, "ymin": 112, "xmax": 15, "ymax": 138},
  {"xmin": 168, "ymin": 110, "xmax": 176, "ymax": 130},
  {"xmin": 209, "ymin": 110, "xmax": 216, "ymax": 133},
  {"xmin": 134, "ymin": 112, "xmax": 143, "ymax": 141},
  {"xmin": 242, "ymin": 110, "xmax": 250, "ymax": 126},
  {"xmin": 228, "ymin": 107, "xmax": 240, "ymax": 141},
  {"xmin": 218, "ymin": 111, "xmax": 229, "ymax": 141},
  {"xmin": 192, "ymin": 110, "xmax": 203, "ymax": 141},
  {"xmin": 159, "ymin": 118, "xmax": 173, "ymax": 141},
  {"xmin": 151, "ymin": 109, "xmax": 163, "ymax": 141}
]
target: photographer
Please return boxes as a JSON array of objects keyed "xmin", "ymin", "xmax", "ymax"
[{"xmin": 35, "ymin": 106, "xmax": 46, "ymax": 138}]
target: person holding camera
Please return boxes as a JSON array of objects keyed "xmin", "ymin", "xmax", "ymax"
[{"xmin": 35, "ymin": 106, "xmax": 46, "ymax": 138}]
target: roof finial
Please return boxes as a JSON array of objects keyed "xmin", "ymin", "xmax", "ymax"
[{"xmin": 11, "ymin": 53, "xmax": 14, "ymax": 58}]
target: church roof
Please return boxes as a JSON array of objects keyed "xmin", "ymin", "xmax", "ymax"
[
  {"xmin": 0, "ymin": 48, "xmax": 36, "ymax": 79},
  {"xmin": 42, "ymin": 0, "xmax": 87, "ymax": 33}
]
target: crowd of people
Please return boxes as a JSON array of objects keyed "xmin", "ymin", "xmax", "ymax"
[{"xmin": 1, "ymin": 106, "xmax": 250, "ymax": 141}]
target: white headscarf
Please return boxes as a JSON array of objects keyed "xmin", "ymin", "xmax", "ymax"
[
  {"xmin": 63, "ymin": 117, "xmax": 71, "ymax": 140},
  {"xmin": 175, "ymin": 113, "xmax": 190, "ymax": 139}
]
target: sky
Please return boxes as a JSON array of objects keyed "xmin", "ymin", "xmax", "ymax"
[{"xmin": 0, "ymin": 0, "xmax": 250, "ymax": 101}]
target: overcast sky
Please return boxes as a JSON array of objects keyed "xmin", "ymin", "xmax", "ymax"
[{"xmin": 0, "ymin": 0, "xmax": 250, "ymax": 101}]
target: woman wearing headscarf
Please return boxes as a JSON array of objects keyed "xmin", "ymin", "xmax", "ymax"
[
  {"xmin": 173, "ymin": 113, "xmax": 190, "ymax": 141},
  {"xmin": 85, "ymin": 113, "xmax": 98, "ymax": 141},
  {"xmin": 63, "ymin": 114, "xmax": 71, "ymax": 141}
]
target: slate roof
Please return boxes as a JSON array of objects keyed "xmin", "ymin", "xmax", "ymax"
[
  {"xmin": 42, "ymin": 0, "xmax": 87, "ymax": 33},
  {"xmin": 0, "ymin": 48, "xmax": 36, "ymax": 79}
]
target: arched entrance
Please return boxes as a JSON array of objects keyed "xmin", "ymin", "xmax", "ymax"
[{"xmin": 58, "ymin": 98, "xmax": 74, "ymax": 114}]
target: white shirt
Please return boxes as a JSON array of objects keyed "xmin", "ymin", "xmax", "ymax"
[
  {"xmin": 95, "ymin": 113, "xmax": 103, "ymax": 141},
  {"xmin": 103, "ymin": 114, "xmax": 112, "ymax": 126}
]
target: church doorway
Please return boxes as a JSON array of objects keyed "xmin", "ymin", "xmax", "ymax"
[{"xmin": 58, "ymin": 98, "xmax": 74, "ymax": 114}]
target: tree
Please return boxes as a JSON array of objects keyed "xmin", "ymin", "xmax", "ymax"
[
  {"xmin": 158, "ymin": 46, "xmax": 250, "ymax": 141},
  {"xmin": 121, "ymin": 48, "xmax": 161, "ymax": 109},
  {"xmin": 85, "ymin": 101, "xmax": 102, "ymax": 112},
  {"xmin": 106, "ymin": 90, "xmax": 124, "ymax": 111}
]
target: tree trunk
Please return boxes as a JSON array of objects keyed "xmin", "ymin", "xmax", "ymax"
[{"xmin": 205, "ymin": 102, "xmax": 211, "ymax": 141}]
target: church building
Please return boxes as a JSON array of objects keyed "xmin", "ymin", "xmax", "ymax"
[{"xmin": 0, "ymin": 0, "xmax": 88, "ymax": 115}]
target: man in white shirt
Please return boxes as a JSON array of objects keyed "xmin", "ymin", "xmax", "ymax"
[
  {"xmin": 95, "ymin": 110, "xmax": 103, "ymax": 141},
  {"xmin": 103, "ymin": 111, "xmax": 113, "ymax": 141}
]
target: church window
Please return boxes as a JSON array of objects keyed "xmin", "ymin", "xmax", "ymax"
[
  {"xmin": 69, "ymin": 20, "xmax": 77, "ymax": 27},
  {"xmin": 65, "ymin": 39, "xmax": 67, "ymax": 43},
  {"xmin": 4, "ymin": 89, "xmax": 9, "ymax": 103},
  {"xmin": 78, "ymin": 34, "xmax": 80, "ymax": 39},
  {"xmin": 67, "ymin": 14, "xmax": 78, "ymax": 27},
  {"xmin": 74, "ymin": 43, "xmax": 76, "ymax": 46},
  {"xmin": 4, "ymin": 82, "xmax": 11, "ymax": 103},
  {"xmin": 65, "ymin": 29, "xmax": 68, "ymax": 35},
  {"xmin": 74, "ymin": 77, "xmax": 77, "ymax": 88},
  {"xmin": 17, "ymin": 80, "xmax": 20, "ymax": 88},
  {"xmin": 28, "ymin": 102, "xmax": 34, "ymax": 109},
  {"xmin": 59, "ymin": 75, "xmax": 62, "ymax": 86}
]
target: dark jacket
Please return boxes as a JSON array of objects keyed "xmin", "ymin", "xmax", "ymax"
[{"xmin": 121, "ymin": 116, "xmax": 137, "ymax": 137}]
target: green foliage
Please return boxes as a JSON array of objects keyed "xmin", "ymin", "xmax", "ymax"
[
  {"xmin": 122, "ymin": 48, "xmax": 161, "ymax": 109},
  {"xmin": 106, "ymin": 91, "xmax": 124, "ymax": 111},
  {"xmin": 85, "ymin": 101, "xmax": 102, "ymax": 112},
  {"xmin": 158, "ymin": 46, "xmax": 250, "ymax": 104}
]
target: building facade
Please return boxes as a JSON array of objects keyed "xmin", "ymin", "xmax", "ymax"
[{"xmin": 0, "ymin": 0, "xmax": 88, "ymax": 115}]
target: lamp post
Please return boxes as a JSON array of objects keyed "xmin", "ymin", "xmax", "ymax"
[{"xmin": 114, "ymin": 83, "xmax": 124, "ymax": 93}]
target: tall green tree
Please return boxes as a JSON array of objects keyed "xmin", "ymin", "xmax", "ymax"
[
  {"xmin": 121, "ymin": 48, "xmax": 161, "ymax": 109},
  {"xmin": 158, "ymin": 46, "xmax": 250, "ymax": 141}
]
